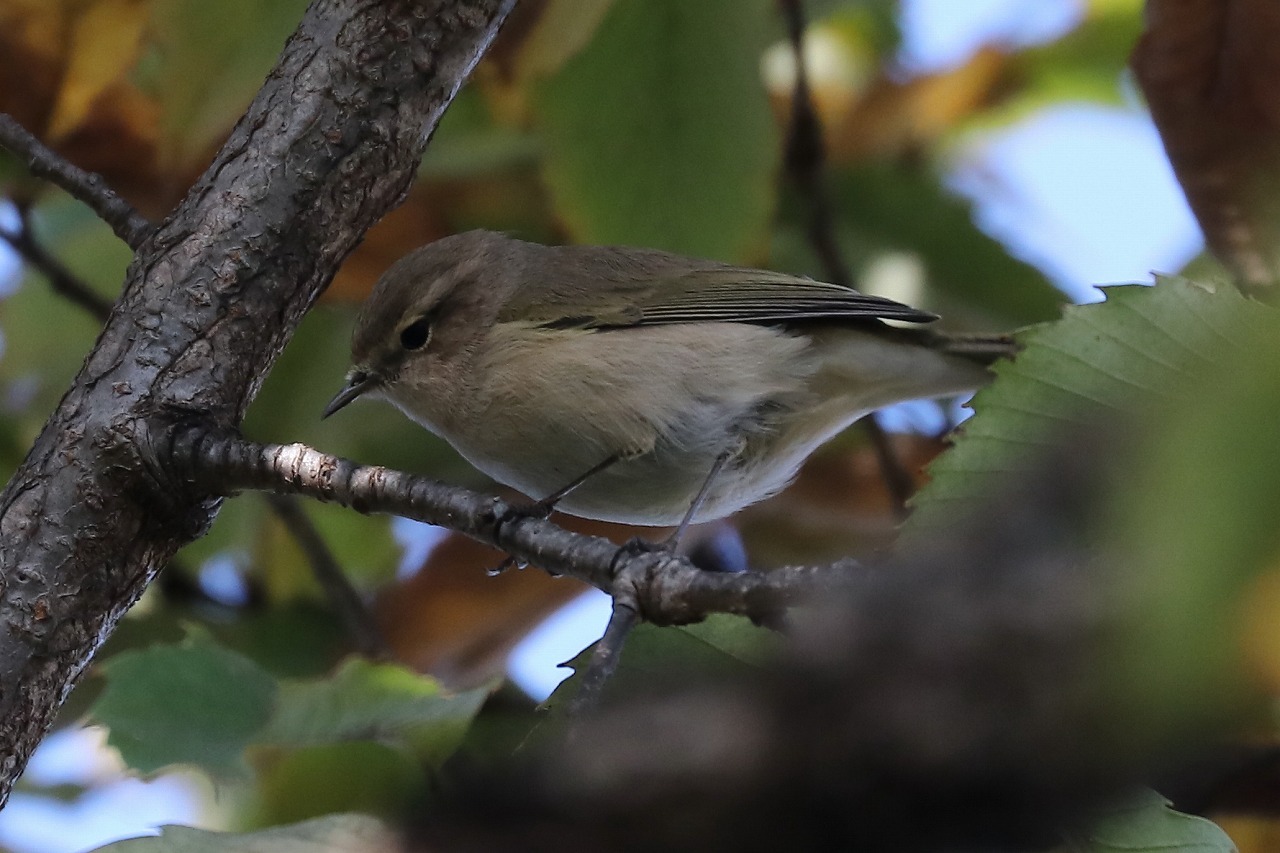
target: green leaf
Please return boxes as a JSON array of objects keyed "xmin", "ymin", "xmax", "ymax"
[
  {"xmin": 904, "ymin": 278, "xmax": 1276, "ymax": 542},
  {"xmin": 1107, "ymin": 280, "xmax": 1280, "ymax": 724},
  {"xmin": 91, "ymin": 634, "xmax": 277, "ymax": 777},
  {"xmin": 144, "ymin": 0, "xmax": 310, "ymax": 168},
  {"xmin": 253, "ymin": 499, "xmax": 400, "ymax": 604},
  {"xmin": 1068, "ymin": 789, "xmax": 1237, "ymax": 852},
  {"xmin": 537, "ymin": 0, "xmax": 780, "ymax": 260},
  {"xmin": 549, "ymin": 614, "xmax": 778, "ymax": 708},
  {"xmin": 259, "ymin": 658, "xmax": 487, "ymax": 765},
  {"xmin": 25, "ymin": 193, "xmax": 133, "ymax": 295},
  {"xmin": 91, "ymin": 814, "xmax": 396, "ymax": 853},
  {"xmin": 511, "ymin": 0, "xmax": 617, "ymax": 82},
  {"xmin": 253, "ymin": 742, "xmax": 424, "ymax": 827},
  {"xmin": 1013, "ymin": 2, "xmax": 1145, "ymax": 113},
  {"xmin": 219, "ymin": 604, "xmax": 348, "ymax": 679},
  {"xmin": 905, "ymin": 277, "xmax": 1280, "ymax": 740},
  {"xmin": 618, "ymin": 613, "xmax": 780, "ymax": 675}
]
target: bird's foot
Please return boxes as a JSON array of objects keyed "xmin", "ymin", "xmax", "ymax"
[
  {"xmin": 487, "ymin": 498, "xmax": 557, "ymax": 576},
  {"xmin": 609, "ymin": 535, "xmax": 673, "ymax": 573}
]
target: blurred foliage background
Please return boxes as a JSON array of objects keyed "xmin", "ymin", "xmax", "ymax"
[{"xmin": 2, "ymin": 0, "xmax": 1276, "ymax": 850}]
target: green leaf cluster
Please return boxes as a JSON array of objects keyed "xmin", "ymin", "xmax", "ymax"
[{"xmin": 89, "ymin": 634, "xmax": 486, "ymax": 825}]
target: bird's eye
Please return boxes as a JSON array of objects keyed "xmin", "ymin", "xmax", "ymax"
[{"xmin": 399, "ymin": 318, "xmax": 431, "ymax": 351}]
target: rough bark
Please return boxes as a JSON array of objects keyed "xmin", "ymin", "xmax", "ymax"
[{"xmin": 0, "ymin": 0, "xmax": 514, "ymax": 805}]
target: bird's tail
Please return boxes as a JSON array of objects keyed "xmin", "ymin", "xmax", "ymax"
[{"xmin": 921, "ymin": 331, "xmax": 1020, "ymax": 366}]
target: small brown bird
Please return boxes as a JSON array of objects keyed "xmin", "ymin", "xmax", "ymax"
[{"xmin": 326, "ymin": 231, "xmax": 1010, "ymax": 537}]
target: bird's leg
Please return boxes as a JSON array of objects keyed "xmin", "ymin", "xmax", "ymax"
[
  {"xmin": 613, "ymin": 444, "xmax": 739, "ymax": 566},
  {"xmin": 665, "ymin": 447, "xmax": 734, "ymax": 549},
  {"xmin": 489, "ymin": 453, "xmax": 622, "ymax": 575},
  {"xmin": 534, "ymin": 453, "xmax": 623, "ymax": 514}
]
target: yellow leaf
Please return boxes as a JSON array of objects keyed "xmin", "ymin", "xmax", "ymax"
[
  {"xmin": 515, "ymin": 0, "xmax": 615, "ymax": 81},
  {"xmin": 46, "ymin": 0, "xmax": 150, "ymax": 140},
  {"xmin": 1216, "ymin": 815, "xmax": 1280, "ymax": 853},
  {"xmin": 479, "ymin": 0, "xmax": 616, "ymax": 125},
  {"xmin": 1239, "ymin": 561, "xmax": 1280, "ymax": 693}
]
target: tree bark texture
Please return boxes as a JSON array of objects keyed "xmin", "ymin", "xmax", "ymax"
[{"xmin": 0, "ymin": 0, "xmax": 514, "ymax": 805}]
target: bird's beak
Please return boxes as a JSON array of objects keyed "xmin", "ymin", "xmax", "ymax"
[{"xmin": 323, "ymin": 369, "xmax": 380, "ymax": 419}]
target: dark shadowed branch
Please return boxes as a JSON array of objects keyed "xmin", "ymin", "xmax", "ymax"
[
  {"xmin": 408, "ymin": 443, "xmax": 1188, "ymax": 853},
  {"xmin": 0, "ymin": 114, "xmax": 152, "ymax": 250},
  {"xmin": 778, "ymin": 0, "xmax": 851, "ymax": 289}
]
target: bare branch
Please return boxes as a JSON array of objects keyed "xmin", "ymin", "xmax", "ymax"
[
  {"xmin": 568, "ymin": 600, "xmax": 639, "ymax": 718},
  {"xmin": 0, "ymin": 114, "xmax": 152, "ymax": 250},
  {"xmin": 164, "ymin": 425, "xmax": 858, "ymax": 627},
  {"xmin": 0, "ymin": 207, "xmax": 113, "ymax": 322},
  {"xmin": 779, "ymin": 0, "xmax": 850, "ymax": 289},
  {"xmin": 777, "ymin": 0, "xmax": 914, "ymax": 514},
  {"xmin": 859, "ymin": 415, "xmax": 916, "ymax": 514},
  {"xmin": 263, "ymin": 493, "xmax": 390, "ymax": 660}
]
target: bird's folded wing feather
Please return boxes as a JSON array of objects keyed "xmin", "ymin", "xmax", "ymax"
[{"xmin": 516, "ymin": 267, "xmax": 936, "ymax": 329}]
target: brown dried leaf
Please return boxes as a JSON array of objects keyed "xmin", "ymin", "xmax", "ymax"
[
  {"xmin": 737, "ymin": 433, "xmax": 948, "ymax": 566},
  {"xmin": 46, "ymin": 0, "xmax": 150, "ymax": 140},
  {"xmin": 1216, "ymin": 816, "xmax": 1280, "ymax": 853},
  {"xmin": 325, "ymin": 193, "xmax": 451, "ymax": 302},
  {"xmin": 0, "ymin": 0, "xmax": 69, "ymax": 131},
  {"xmin": 375, "ymin": 511, "xmax": 656, "ymax": 690},
  {"xmin": 826, "ymin": 48, "xmax": 1013, "ymax": 164},
  {"xmin": 0, "ymin": 0, "xmax": 166, "ymax": 211},
  {"xmin": 1132, "ymin": 0, "xmax": 1280, "ymax": 289}
]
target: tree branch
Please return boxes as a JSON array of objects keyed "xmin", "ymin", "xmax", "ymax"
[
  {"xmin": 567, "ymin": 600, "xmax": 639, "ymax": 718},
  {"xmin": 0, "ymin": 211, "xmax": 381, "ymax": 648},
  {"xmin": 163, "ymin": 425, "xmax": 856, "ymax": 628},
  {"xmin": 777, "ymin": 0, "xmax": 915, "ymax": 514},
  {"xmin": 0, "ymin": 206, "xmax": 114, "ymax": 322},
  {"xmin": 779, "ymin": 0, "xmax": 851, "ymax": 290},
  {"xmin": 263, "ymin": 494, "xmax": 390, "ymax": 660},
  {"xmin": 0, "ymin": 114, "xmax": 152, "ymax": 250},
  {"xmin": 0, "ymin": 0, "xmax": 516, "ymax": 805}
]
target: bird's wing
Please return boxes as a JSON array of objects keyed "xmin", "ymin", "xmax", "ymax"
[{"xmin": 516, "ymin": 266, "xmax": 936, "ymax": 330}]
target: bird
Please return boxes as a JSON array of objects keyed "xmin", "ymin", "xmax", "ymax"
[{"xmin": 325, "ymin": 230, "xmax": 1012, "ymax": 541}]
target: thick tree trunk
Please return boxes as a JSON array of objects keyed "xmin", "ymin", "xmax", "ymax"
[{"xmin": 0, "ymin": 0, "xmax": 514, "ymax": 805}]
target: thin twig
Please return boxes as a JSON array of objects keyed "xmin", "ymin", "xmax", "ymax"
[
  {"xmin": 0, "ymin": 207, "xmax": 114, "ymax": 321},
  {"xmin": 0, "ymin": 114, "xmax": 152, "ymax": 250},
  {"xmin": 860, "ymin": 413, "xmax": 918, "ymax": 513},
  {"xmin": 780, "ymin": 0, "xmax": 850, "ymax": 289},
  {"xmin": 568, "ymin": 599, "xmax": 639, "ymax": 718},
  {"xmin": 165, "ymin": 425, "xmax": 857, "ymax": 627},
  {"xmin": 777, "ymin": 0, "xmax": 914, "ymax": 515},
  {"xmin": 264, "ymin": 493, "xmax": 391, "ymax": 660}
]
